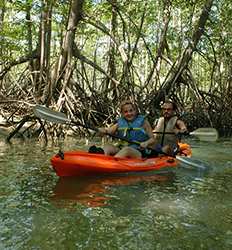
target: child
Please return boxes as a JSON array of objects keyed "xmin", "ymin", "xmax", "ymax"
[{"xmin": 98, "ymin": 100, "xmax": 156, "ymax": 158}]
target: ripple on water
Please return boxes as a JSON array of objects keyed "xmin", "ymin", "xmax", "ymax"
[{"xmin": 0, "ymin": 138, "xmax": 232, "ymax": 249}]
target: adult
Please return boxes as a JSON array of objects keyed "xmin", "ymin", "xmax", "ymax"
[{"xmin": 153, "ymin": 100, "xmax": 188, "ymax": 155}]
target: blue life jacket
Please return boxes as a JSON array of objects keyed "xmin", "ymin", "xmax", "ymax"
[{"xmin": 117, "ymin": 115, "xmax": 149, "ymax": 149}]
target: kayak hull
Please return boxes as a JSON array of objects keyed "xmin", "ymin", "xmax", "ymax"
[
  {"xmin": 51, "ymin": 151, "xmax": 177, "ymax": 177},
  {"xmin": 50, "ymin": 143, "xmax": 191, "ymax": 177}
]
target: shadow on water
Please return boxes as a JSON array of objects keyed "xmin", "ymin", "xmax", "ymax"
[
  {"xmin": 49, "ymin": 139, "xmax": 215, "ymax": 208},
  {"xmin": 0, "ymin": 138, "xmax": 232, "ymax": 249},
  {"xmin": 51, "ymin": 172, "xmax": 176, "ymax": 208},
  {"xmin": 50, "ymin": 156, "xmax": 213, "ymax": 208}
]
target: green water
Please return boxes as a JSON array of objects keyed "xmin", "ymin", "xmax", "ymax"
[{"xmin": 0, "ymin": 138, "xmax": 231, "ymax": 250}]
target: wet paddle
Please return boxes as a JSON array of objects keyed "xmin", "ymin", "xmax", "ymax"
[
  {"xmin": 33, "ymin": 105, "xmax": 218, "ymax": 169},
  {"xmin": 34, "ymin": 105, "xmax": 218, "ymax": 142},
  {"xmin": 153, "ymin": 128, "xmax": 218, "ymax": 142},
  {"xmin": 33, "ymin": 105, "xmax": 147, "ymax": 145}
]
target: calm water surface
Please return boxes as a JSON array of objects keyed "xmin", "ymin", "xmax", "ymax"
[{"xmin": 0, "ymin": 137, "xmax": 231, "ymax": 250}]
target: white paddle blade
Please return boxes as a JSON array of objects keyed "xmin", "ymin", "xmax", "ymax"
[
  {"xmin": 176, "ymin": 156, "xmax": 210, "ymax": 170},
  {"xmin": 34, "ymin": 105, "xmax": 70, "ymax": 124},
  {"xmin": 190, "ymin": 128, "xmax": 218, "ymax": 142}
]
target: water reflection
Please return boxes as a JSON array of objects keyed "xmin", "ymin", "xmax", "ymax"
[
  {"xmin": 0, "ymin": 138, "xmax": 232, "ymax": 249},
  {"xmin": 51, "ymin": 173, "xmax": 175, "ymax": 207}
]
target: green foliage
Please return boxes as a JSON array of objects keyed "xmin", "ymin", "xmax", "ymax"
[{"xmin": 0, "ymin": 0, "xmax": 231, "ymax": 114}]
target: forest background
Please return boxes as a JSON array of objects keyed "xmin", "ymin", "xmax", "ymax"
[{"xmin": 0, "ymin": 0, "xmax": 231, "ymax": 141}]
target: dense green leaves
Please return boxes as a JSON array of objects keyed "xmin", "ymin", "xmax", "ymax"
[{"xmin": 0, "ymin": 0, "xmax": 231, "ymax": 132}]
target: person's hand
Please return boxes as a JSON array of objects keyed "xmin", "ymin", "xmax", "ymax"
[
  {"xmin": 182, "ymin": 130, "xmax": 190, "ymax": 136},
  {"xmin": 177, "ymin": 130, "xmax": 189, "ymax": 136},
  {"xmin": 176, "ymin": 130, "xmax": 189, "ymax": 139},
  {"xmin": 98, "ymin": 128, "xmax": 107, "ymax": 135},
  {"xmin": 140, "ymin": 141, "xmax": 149, "ymax": 149}
]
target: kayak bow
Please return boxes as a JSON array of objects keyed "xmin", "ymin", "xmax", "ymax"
[
  {"xmin": 50, "ymin": 143, "xmax": 193, "ymax": 177},
  {"xmin": 51, "ymin": 151, "xmax": 177, "ymax": 177}
]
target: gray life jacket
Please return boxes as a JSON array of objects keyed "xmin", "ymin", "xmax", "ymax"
[{"xmin": 154, "ymin": 116, "xmax": 178, "ymax": 146}]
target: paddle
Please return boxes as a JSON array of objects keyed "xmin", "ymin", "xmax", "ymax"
[
  {"xmin": 33, "ymin": 105, "xmax": 148, "ymax": 145},
  {"xmin": 33, "ymin": 105, "xmax": 217, "ymax": 169},
  {"xmin": 34, "ymin": 105, "xmax": 218, "ymax": 142},
  {"xmin": 153, "ymin": 128, "xmax": 218, "ymax": 142}
]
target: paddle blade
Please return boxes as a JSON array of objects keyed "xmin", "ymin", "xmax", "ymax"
[
  {"xmin": 176, "ymin": 156, "xmax": 211, "ymax": 170},
  {"xmin": 190, "ymin": 128, "xmax": 218, "ymax": 142},
  {"xmin": 34, "ymin": 105, "xmax": 70, "ymax": 124}
]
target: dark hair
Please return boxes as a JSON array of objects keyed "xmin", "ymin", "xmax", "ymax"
[{"xmin": 163, "ymin": 101, "xmax": 177, "ymax": 111}]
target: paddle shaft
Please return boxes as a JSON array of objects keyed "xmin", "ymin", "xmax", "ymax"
[
  {"xmin": 34, "ymin": 105, "xmax": 218, "ymax": 143},
  {"xmin": 34, "ymin": 105, "xmax": 218, "ymax": 169},
  {"xmin": 33, "ymin": 105, "xmax": 164, "ymax": 154},
  {"xmin": 70, "ymin": 120, "xmax": 145, "ymax": 146}
]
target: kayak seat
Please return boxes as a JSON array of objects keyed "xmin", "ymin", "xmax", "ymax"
[{"xmin": 88, "ymin": 145, "xmax": 104, "ymax": 154}]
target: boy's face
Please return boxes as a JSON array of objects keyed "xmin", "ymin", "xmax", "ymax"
[
  {"xmin": 162, "ymin": 103, "xmax": 174, "ymax": 119},
  {"xmin": 121, "ymin": 104, "xmax": 137, "ymax": 121}
]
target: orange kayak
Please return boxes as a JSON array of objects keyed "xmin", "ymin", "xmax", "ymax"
[
  {"xmin": 50, "ymin": 143, "xmax": 191, "ymax": 177},
  {"xmin": 51, "ymin": 151, "xmax": 176, "ymax": 177},
  {"xmin": 178, "ymin": 143, "xmax": 192, "ymax": 157}
]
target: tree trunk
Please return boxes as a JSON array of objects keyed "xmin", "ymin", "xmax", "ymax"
[
  {"xmin": 25, "ymin": 0, "xmax": 34, "ymax": 76},
  {"xmin": 0, "ymin": 0, "xmax": 6, "ymax": 88},
  {"xmin": 42, "ymin": 0, "xmax": 84, "ymax": 106},
  {"xmin": 0, "ymin": 0, "xmax": 6, "ymax": 71},
  {"xmin": 105, "ymin": 0, "xmax": 118, "ymax": 101},
  {"xmin": 144, "ymin": 0, "xmax": 171, "ymax": 89},
  {"xmin": 154, "ymin": 0, "xmax": 214, "ymax": 105},
  {"xmin": 34, "ymin": 0, "xmax": 53, "ymax": 96}
]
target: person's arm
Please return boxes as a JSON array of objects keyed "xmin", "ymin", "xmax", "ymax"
[
  {"xmin": 175, "ymin": 119, "xmax": 188, "ymax": 134},
  {"xmin": 152, "ymin": 117, "xmax": 162, "ymax": 140},
  {"xmin": 98, "ymin": 123, "xmax": 118, "ymax": 135},
  {"xmin": 140, "ymin": 119, "xmax": 156, "ymax": 148}
]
